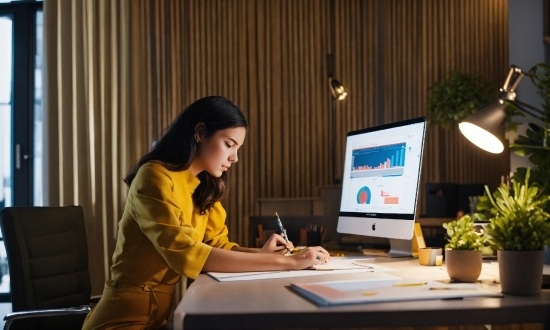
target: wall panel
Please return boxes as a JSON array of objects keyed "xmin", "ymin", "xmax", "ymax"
[{"xmin": 124, "ymin": 0, "xmax": 510, "ymax": 246}]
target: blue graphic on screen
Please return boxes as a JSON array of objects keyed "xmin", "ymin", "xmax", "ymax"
[{"xmin": 351, "ymin": 143, "xmax": 406, "ymax": 178}]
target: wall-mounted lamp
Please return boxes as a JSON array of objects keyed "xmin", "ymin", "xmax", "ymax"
[
  {"xmin": 459, "ymin": 65, "xmax": 545, "ymax": 154},
  {"xmin": 330, "ymin": 78, "xmax": 347, "ymax": 100},
  {"xmin": 327, "ymin": 53, "xmax": 348, "ymax": 101}
]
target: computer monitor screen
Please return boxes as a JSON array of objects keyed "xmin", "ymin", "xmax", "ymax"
[{"xmin": 337, "ymin": 117, "xmax": 427, "ymax": 256}]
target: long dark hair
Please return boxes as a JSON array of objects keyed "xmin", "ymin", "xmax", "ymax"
[{"xmin": 124, "ymin": 96, "xmax": 248, "ymax": 213}]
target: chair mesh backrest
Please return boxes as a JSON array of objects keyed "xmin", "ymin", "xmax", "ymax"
[{"xmin": 0, "ymin": 206, "xmax": 92, "ymax": 329}]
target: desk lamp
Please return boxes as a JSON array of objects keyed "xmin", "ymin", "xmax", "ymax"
[{"xmin": 458, "ymin": 65, "xmax": 546, "ymax": 153}]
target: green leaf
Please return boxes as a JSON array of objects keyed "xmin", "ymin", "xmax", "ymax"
[
  {"xmin": 485, "ymin": 167, "xmax": 550, "ymax": 251},
  {"xmin": 443, "ymin": 215, "xmax": 487, "ymax": 250}
]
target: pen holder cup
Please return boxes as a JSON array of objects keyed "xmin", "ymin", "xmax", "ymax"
[
  {"xmin": 307, "ymin": 231, "xmax": 321, "ymax": 246},
  {"xmin": 418, "ymin": 247, "xmax": 443, "ymax": 266}
]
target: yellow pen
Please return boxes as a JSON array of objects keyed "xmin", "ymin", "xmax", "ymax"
[
  {"xmin": 392, "ymin": 282, "xmax": 426, "ymax": 287},
  {"xmin": 429, "ymin": 287, "xmax": 477, "ymax": 290}
]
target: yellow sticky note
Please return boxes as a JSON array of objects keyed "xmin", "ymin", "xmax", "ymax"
[{"xmin": 435, "ymin": 255, "xmax": 443, "ymax": 266}]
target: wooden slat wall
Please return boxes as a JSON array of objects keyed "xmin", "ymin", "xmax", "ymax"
[
  {"xmin": 126, "ymin": 0, "xmax": 510, "ymax": 246},
  {"xmin": 414, "ymin": 0, "xmax": 510, "ymax": 217}
]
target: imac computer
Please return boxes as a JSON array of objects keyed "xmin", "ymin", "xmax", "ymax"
[{"xmin": 336, "ymin": 117, "xmax": 427, "ymax": 257}]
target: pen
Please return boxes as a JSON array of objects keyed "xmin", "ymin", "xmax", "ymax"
[
  {"xmin": 275, "ymin": 212, "xmax": 292, "ymax": 255},
  {"xmin": 429, "ymin": 287, "xmax": 478, "ymax": 290},
  {"xmin": 392, "ymin": 282, "xmax": 426, "ymax": 287}
]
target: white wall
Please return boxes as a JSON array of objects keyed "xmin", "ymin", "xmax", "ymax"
[{"xmin": 508, "ymin": 0, "xmax": 545, "ymax": 172}]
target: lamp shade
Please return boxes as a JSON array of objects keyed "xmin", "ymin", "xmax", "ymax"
[
  {"xmin": 458, "ymin": 100, "xmax": 506, "ymax": 154},
  {"xmin": 330, "ymin": 78, "xmax": 347, "ymax": 100}
]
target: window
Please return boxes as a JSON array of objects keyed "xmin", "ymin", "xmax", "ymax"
[{"xmin": 0, "ymin": 0, "xmax": 43, "ymax": 301}]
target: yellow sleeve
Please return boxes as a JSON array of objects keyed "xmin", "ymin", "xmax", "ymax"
[
  {"xmin": 203, "ymin": 202, "xmax": 239, "ymax": 250},
  {"xmin": 130, "ymin": 164, "xmax": 211, "ymax": 279}
]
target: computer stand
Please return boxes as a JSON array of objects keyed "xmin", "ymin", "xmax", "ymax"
[{"xmin": 362, "ymin": 238, "xmax": 412, "ymax": 258}]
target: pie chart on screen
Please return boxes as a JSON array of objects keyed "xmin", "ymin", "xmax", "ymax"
[{"xmin": 356, "ymin": 186, "xmax": 372, "ymax": 204}]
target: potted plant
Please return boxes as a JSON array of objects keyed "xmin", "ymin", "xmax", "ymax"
[
  {"xmin": 426, "ymin": 70, "xmax": 520, "ymax": 133},
  {"xmin": 483, "ymin": 167, "xmax": 550, "ymax": 295},
  {"xmin": 509, "ymin": 63, "xmax": 550, "ymax": 212},
  {"xmin": 442, "ymin": 215, "xmax": 487, "ymax": 282},
  {"xmin": 426, "ymin": 71, "xmax": 493, "ymax": 129},
  {"xmin": 505, "ymin": 63, "xmax": 550, "ymax": 265}
]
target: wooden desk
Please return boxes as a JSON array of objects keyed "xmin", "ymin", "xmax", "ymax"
[{"xmin": 174, "ymin": 258, "xmax": 550, "ymax": 330}]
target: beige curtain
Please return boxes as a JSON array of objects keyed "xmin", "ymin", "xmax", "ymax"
[
  {"xmin": 44, "ymin": 0, "xmax": 127, "ymax": 295},
  {"xmin": 43, "ymin": 0, "xmax": 510, "ymax": 297}
]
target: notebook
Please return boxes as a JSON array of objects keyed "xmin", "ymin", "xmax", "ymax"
[{"xmin": 290, "ymin": 278, "xmax": 503, "ymax": 306}]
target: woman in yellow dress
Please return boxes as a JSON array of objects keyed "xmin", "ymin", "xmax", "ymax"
[{"xmin": 82, "ymin": 96, "xmax": 329, "ymax": 329}]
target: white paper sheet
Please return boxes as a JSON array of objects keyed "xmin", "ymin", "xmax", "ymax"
[{"xmin": 207, "ymin": 257, "xmax": 396, "ymax": 282}]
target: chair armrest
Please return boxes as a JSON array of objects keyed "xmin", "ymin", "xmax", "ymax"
[{"xmin": 4, "ymin": 305, "xmax": 91, "ymax": 330}]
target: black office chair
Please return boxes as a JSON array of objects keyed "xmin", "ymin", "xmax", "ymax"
[{"xmin": 0, "ymin": 206, "xmax": 95, "ymax": 330}]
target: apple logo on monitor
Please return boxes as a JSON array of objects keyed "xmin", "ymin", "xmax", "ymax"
[{"xmin": 372, "ymin": 223, "xmax": 376, "ymax": 231}]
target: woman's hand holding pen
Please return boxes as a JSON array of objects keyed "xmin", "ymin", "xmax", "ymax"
[
  {"xmin": 259, "ymin": 233, "xmax": 294, "ymax": 255},
  {"xmin": 289, "ymin": 246, "xmax": 330, "ymax": 269},
  {"xmin": 257, "ymin": 234, "xmax": 330, "ymax": 269}
]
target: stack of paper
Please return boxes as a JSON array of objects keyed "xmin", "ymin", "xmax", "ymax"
[{"xmin": 290, "ymin": 278, "xmax": 503, "ymax": 306}]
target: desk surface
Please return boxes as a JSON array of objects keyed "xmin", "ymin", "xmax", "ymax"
[{"xmin": 174, "ymin": 258, "xmax": 550, "ymax": 330}]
